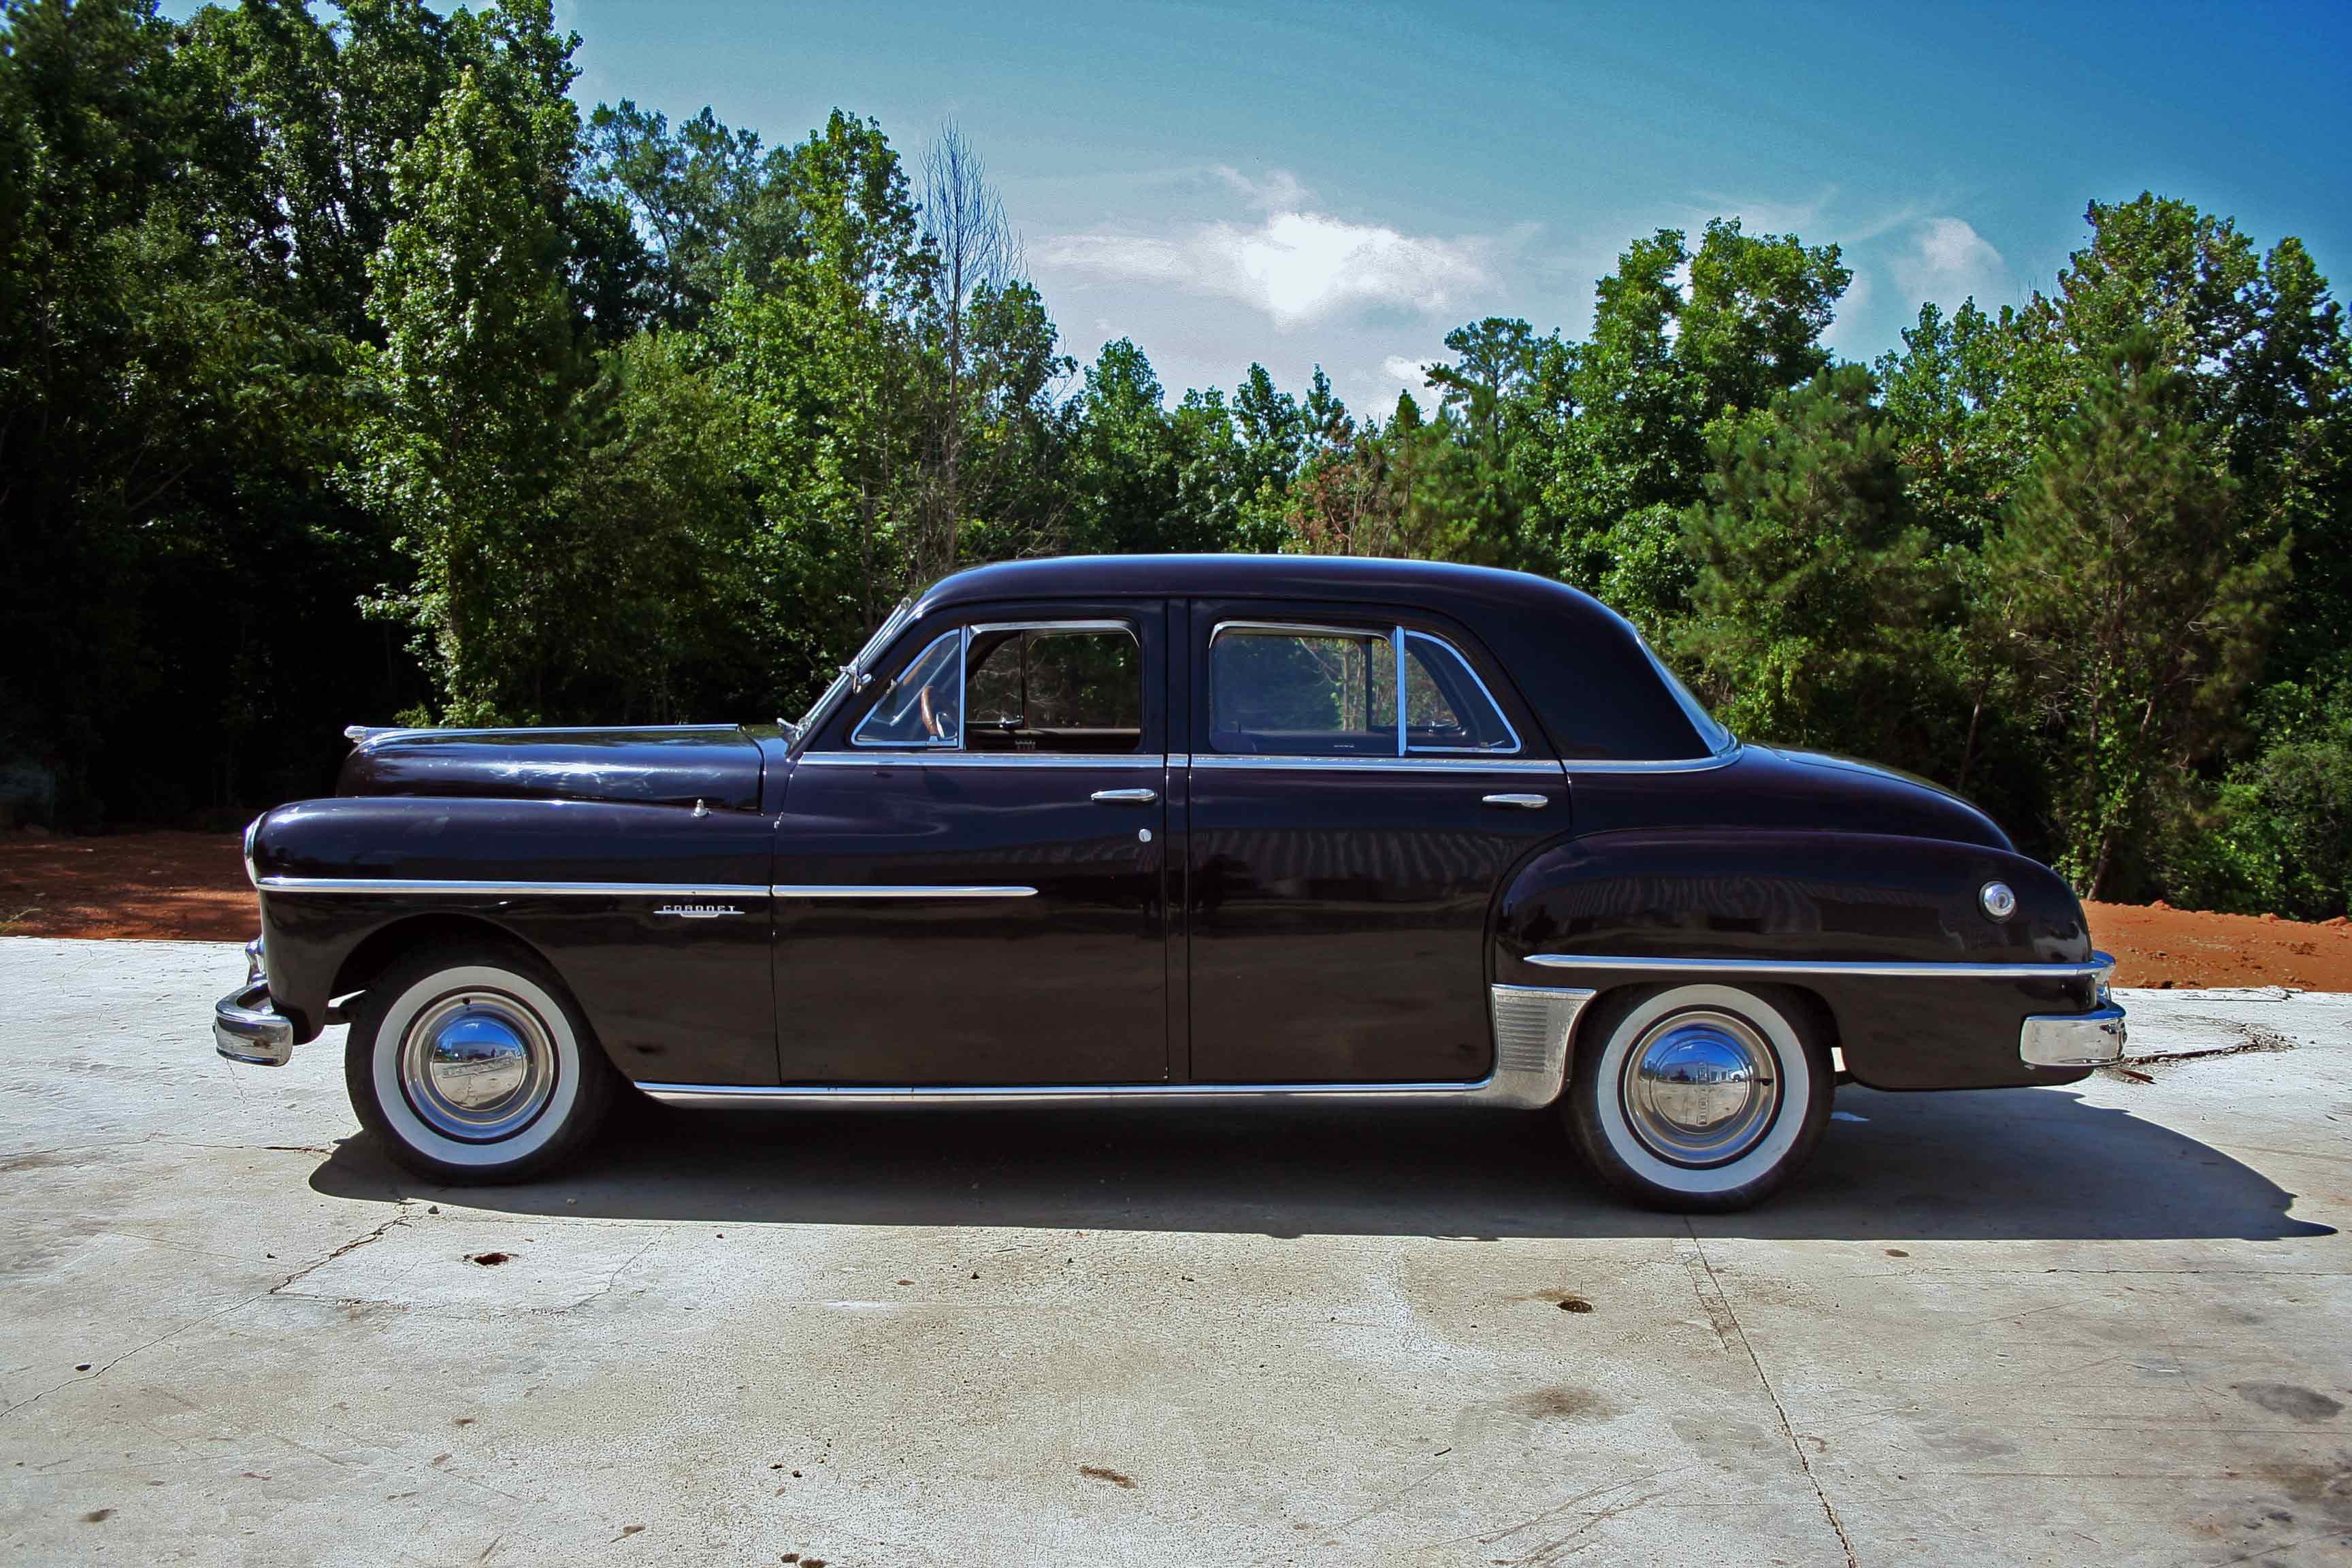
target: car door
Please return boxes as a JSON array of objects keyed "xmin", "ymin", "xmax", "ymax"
[
  {"xmin": 1183, "ymin": 600, "xmax": 1566, "ymax": 1084},
  {"xmin": 772, "ymin": 600, "xmax": 1170, "ymax": 1085}
]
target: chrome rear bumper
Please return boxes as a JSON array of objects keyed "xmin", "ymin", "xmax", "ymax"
[
  {"xmin": 2019, "ymin": 1004, "xmax": 2127, "ymax": 1067},
  {"xmin": 2019, "ymin": 950, "xmax": 2125, "ymax": 1067}
]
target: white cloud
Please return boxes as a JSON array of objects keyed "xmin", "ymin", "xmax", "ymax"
[
  {"xmin": 1380, "ymin": 353, "xmax": 1430, "ymax": 391},
  {"xmin": 1035, "ymin": 203, "xmax": 1499, "ymax": 329},
  {"xmin": 1213, "ymin": 165, "xmax": 1311, "ymax": 212},
  {"xmin": 1891, "ymin": 216, "xmax": 2008, "ymax": 310}
]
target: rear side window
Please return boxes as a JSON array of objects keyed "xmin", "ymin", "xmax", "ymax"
[
  {"xmin": 1211, "ymin": 627, "xmax": 1396, "ymax": 755},
  {"xmin": 1210, "ymin": 623, "xmax": 1518, "ymax": 757},
  {"xmin": 1403, "ymin": 632, "xmax": 1519, "ymax": 753}
]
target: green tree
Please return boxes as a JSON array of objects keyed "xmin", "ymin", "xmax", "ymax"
[
  {"xmin": 1988, "ymin": 338, "xmax": 2287, "ymax": 898},
  {"xmin": 356, "ymin": 35, "xmax": 587, "ymax": 722},
  {"xmin": 1675, "ymin": 365, "xmax": 1958, "ymax": 768}
]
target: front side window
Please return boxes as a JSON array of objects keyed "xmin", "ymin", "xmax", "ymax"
[
  {"xmin": 852, "ymin": 621, "xmax": 1144, "ymax": 753},
  {"xmin": 851, "ymin": 630, "xmax": 964, "ymax": 747},
  {"xmin": 1211, "ymin": 622, "xmax": 1519, "ymax": 757},
  {"xmin": 964, "ymin": 627, "xmax": 1142, "ymax": 753}
]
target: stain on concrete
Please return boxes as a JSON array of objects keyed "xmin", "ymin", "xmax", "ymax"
[
  {"xmin": 2236, "ymin": 1382, "xmax": 2345, "ymax": 1422},
  {"xmin": 1507, "ymin": 1386, "xmax": 1612, "ymax": 1422},
  {"xmin": 1080, "ymin": 1465, "xmax": 1138, "ymax": 1489}
]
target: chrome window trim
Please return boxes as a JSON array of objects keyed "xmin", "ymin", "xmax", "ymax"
[
  {"xmin": 796, "ymin": 751, "xmax": 1165, "ymax": 770},
  {"xmin": 1401, "ymin": 627, "xmax": 1524, "ymax": 756},
  {"xmin": 771, "ymin": 884, "xmax": 1037, "ymax": 900},
  {"xmin": 850, "ymin": 626, "xmax": 966, "ymax": 749},
  {"xmin": 1393, "ymin": 630, "xmax": 1409, "ymax": 756},
  {"xmin": 793, "ymin": 597, "xmax": 916, "ymax": 753},
  {"xmin": 1524, "ymin": 952, "xmax": 2111, "ymax": 980},
  {"xmin": 257, "ymin": 877, "xmax": 772, "ymax": 898},
  {"xmin": 1209, "ymin": 619, "xmax": 1386, "ymax": 642},
  {"xmin": 1187, "ymin": 753, "xmax": 1558, "ymax": 774},
  {"xmin": 967, "ymin": 619, "xmax": 1135, "ymax": 637}
]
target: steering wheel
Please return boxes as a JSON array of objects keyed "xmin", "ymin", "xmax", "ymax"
[{"xmin": 919, "ymin": 684, "xmax": 947, "ymax": 741}]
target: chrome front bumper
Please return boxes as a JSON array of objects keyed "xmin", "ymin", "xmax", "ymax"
[
  {"xmin": 2019, "ymin": 950, "xmax": 2125, "ymax": 1067},
  {"xmin": 214, "ymin": 937, "xmax": 293, "ymax": 1066}
]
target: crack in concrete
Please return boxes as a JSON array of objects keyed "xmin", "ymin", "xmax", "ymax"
[
  {"xmin": 1684, "ymin": 1222, "xmax": 1860, "ymax": 1568},
  {"xmin": 0, "ymin": 1205, "xmax": 414, "ymax": 1422}
]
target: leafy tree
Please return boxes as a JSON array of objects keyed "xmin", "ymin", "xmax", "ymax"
[
  {"xmin": 1676, "ymin": 365, "xmax": 1958, "ymax": 768},
  {"xmin": 356, "ymin": 38, "xmax": 587, "ymax": 722},
  {"xmin": 1680, "ymin": 218, "xmax": 1851, "ymax": 417},
  {"xmin": 1988, "ymin": 338, "xmax": 2286, "ymax": 898}
]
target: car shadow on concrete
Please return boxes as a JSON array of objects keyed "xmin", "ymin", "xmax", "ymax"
[{"xmin": 308, "ymin": 1080, "xmax": 2334, "ymax": 1243}]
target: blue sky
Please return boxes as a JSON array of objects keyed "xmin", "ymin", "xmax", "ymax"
[{"xmin": 540, "ymin": 3, "xmax": 2349, "ymax": 411}]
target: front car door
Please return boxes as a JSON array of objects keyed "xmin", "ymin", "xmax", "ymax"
[
  {"xmin": 1184, "ymin": 600, "xmax": 1566, "ymax": 1083},
  {"xmin": 772, "ymin": 600, "xmax": 1170, "ymax": 1084}
]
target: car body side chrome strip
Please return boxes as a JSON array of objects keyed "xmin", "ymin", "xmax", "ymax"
[
  {"xmin": 770, "ymin": 884, "xmax": 1037, "ymax": 899},
  {"xmin": 1186, "ymin": 753, "xmax": 1559, "ymax": 774},
  {"xmin": 643, "ymin": 984, "xmax": 1595, "ymax": 1111},
  {"xmin": 795, "ymin": 751, "xmax": 1164, "ymax": 770},
  {"xmin": 1559, "ymin": 743, "xmax": 1743, "ymax": 774},
  {"xmin": 257, "ymin": 877, "xmax": 772, "ymax": 898},
  {"xmin": 1524, "ymin": 952, "xmax": 2110, "ymax": 979}
]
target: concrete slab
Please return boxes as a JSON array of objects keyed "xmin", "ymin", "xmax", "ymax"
[{"xmin": 0, "ymin": 938, "xmax": 2345, "ymax": 1565}]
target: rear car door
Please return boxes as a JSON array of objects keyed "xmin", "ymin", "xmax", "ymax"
[
  {"xmin": 1183, "ymin": 600, "xmax": 1565, "ymax": 1083},
  {"xmin": 772, "ymin": 601, "xmax": 1170, "ymax": 1084}
]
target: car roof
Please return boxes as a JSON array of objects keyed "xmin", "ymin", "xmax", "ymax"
[
  {"xmin": 910, "ymin": 554, "xmax": 1713, "ymax": 762},
  {"xmin": 920, "ymin": 553, "xmax": 1610, "ymax": 620}
]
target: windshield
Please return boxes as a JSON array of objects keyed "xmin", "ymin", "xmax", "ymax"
[
  {"xmin": 1637, "ymin": 634, "xmax": 1735, "ymax": 755},
  {"xmin": 790, "ymin": 598, "xmax": 916, "ymax": 743}
]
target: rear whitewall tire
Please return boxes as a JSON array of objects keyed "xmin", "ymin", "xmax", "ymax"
[
  {"xmin": 1566, "ymin": 983, "xmax": 1832, "ymax": 1211},
  {"xmin": 346, "ymin": 945, "xmax": 615, "ymax": 1185}
]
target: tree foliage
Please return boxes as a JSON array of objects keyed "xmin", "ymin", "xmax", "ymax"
[{"xmin": 2, "ymin": 2, "xmax": 2348, "ymax": 919}]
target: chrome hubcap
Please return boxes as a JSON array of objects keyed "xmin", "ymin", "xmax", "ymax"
[
  {"xmin": 399, "ymin": 991, "xmax": 557, "ymax": 1141},
  {"xmin": 1620, "ymin": 1009, "xmax": 1779, "ymax": 1166}
]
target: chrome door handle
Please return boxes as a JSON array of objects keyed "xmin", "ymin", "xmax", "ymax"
[
  {"xmin": 1090, "ymin": 788, "xmax": 1158, "ymax": 804},
  {"xmin": 1481, "ymin": 793, "xmax": 1549, "ymax": 809}
]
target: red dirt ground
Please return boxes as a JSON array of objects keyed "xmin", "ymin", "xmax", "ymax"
[{"xmin": 5, "ymin": 830, "xmax": 2349, "ymax": 990}]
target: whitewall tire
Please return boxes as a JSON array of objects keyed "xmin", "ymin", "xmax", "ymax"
[
  {"xmin": 1565, "ymin": 983, "xmax": 1832, "ymax": 1211},
  {"xmin": 346, "ymin": 943, "xmax": 616, "ymax": 1185}
]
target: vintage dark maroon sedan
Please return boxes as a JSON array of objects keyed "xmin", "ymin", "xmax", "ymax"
[{"xmin": 213, "ymin": 555, "xmax": 2123, "ymax": 1209}]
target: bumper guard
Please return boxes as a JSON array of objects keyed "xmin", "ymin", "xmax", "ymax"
[{"xmin": 214, "ymin": 936, "xmax": 293, "ymax": 1066}]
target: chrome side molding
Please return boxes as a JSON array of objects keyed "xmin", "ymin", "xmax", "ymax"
[
  {"xmin": 255, "ymin": 878, "xmax": 1036, "ymax": 900},
  {"xmin": 1525, "ymin": 953, "xmax": 2113, "ymax": 981},
  {"xmin": 641, "ymin": 983, "xmax": 1595, "ymax": 1111},
  {"xmin": 257, "ymin": 877, "xmax": 773, "ymax": 898}
]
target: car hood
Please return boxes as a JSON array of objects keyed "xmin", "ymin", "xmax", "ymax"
[
  {"xmin": 337, "ymin": 725, "xmax": 762, "ymax": 812},
  {"xmin": 1731, "ymin": 745, "xmax": 2015, "ymax": 851}
]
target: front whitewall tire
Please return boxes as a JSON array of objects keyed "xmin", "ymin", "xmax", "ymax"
[{"xmin": 346, "ymin": 944, "xmax": 615, "ymax": 1184}]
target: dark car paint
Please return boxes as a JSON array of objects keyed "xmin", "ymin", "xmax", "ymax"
[
  {"xmin": 248, "ymin": 555, "xmax": 2100, "ymax": 1099},
  {"xmin": 338, "ymin": 725, "xmax": 765, "ymax": 813}
]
